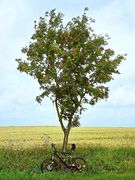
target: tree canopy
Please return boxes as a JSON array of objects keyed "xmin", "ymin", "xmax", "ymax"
[{"xmin": 16, "ymin": 8, "xmax": 126, "ymax": 151}]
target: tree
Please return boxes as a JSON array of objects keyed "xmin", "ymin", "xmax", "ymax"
[{"xmin": 16, "ymin": 8, "xmax": 126, "ymax": 152}]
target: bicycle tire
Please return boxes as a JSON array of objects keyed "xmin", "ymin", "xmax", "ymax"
[
  {"xmin": 40, "ymin": 158, "xmax": 59, "ymax": 173},
  {"xmin": 71, "ymin": 157, "xmax": 88, "ymax": 172}
]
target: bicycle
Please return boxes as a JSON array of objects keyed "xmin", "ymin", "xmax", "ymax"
[{"xmin": 40, "ymin": 143, "xmax": 88, "ymax": 173}]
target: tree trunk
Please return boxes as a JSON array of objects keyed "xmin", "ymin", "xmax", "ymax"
[{"xmin": 62, "ymin": 129, "xmax": 70, "ymax": 152}]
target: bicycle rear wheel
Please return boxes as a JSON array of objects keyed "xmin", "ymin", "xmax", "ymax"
[
  {"xmin": 40, "ymin": 158, "xmax": 59, "ymax": 172},
  {"xmin": 71, "ymin": 157, "xmax": 88, "ymax": 172}
]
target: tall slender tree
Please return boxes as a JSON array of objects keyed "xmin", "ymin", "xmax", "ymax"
[{"xmin": 16, "ymin": 8, "xmax": 125, "ymax": 152}]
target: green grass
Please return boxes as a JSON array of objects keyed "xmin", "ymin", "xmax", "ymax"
[
  {"xmin": 0, "ymin": 172, "xmax": 135, "ymax": 180},
  {"xmin": 0, "ymin": 146, "xmax": 135, "ymax": 174},
  {"xmin": 0, "ymin": 126, "xmax": 135, "ymax": 179}
]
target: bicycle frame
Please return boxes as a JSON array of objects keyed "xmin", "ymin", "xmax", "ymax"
[{"xmin": 51, "ymin": 144, "xmax": 73, "ymax": 169}]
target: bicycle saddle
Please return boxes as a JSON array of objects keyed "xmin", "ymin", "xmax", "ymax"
[{"xmin": 71, "ymin": 144, "xmax": 76, "ymax": 151}]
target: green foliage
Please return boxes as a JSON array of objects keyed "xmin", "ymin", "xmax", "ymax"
[
  {"xmin": 71, "ymin": 115, "xmax": 80, "ymax": 127},
  {"xmin": 16, "ymin": 8, "xmax": 126, "ymax": 128}
]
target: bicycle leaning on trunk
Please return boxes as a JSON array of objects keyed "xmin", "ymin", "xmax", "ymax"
[{"xmin": 40, "ymin": 143, "xmax": 88, "ymax": 173}]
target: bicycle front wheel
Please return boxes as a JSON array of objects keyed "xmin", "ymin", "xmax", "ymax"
[
  {"xmin": 40, "ymin": 158, "xmax": 59, "ymax": 173},
  {"xmin": 71, "ymin": 157, "xmax": 88, "ymax": 172}
]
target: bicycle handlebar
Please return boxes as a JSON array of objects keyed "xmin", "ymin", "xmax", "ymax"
[
  {"xmin": 51, "ymin": 143, "xmax": 56, "ymax": 150},
  {"xmin": 51, "ymin": 143, "xmax": 76, "ymax": 152}
]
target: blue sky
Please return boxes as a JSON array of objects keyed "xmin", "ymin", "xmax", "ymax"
[{"xmin": 0, "ymin": 0, "xmax": 135, "ymax": 127}]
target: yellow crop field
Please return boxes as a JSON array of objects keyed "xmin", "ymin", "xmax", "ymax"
[{"xmin": 0, "ymin": 126, "xmax": 135, "ymax": 149}]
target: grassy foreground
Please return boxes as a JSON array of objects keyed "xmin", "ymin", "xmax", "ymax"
[
  {"xmin": 0, "ymin": 126, "xmax": 135, "ymax": 179},
  {"xmin": 0, "ymin": 172, "xmax": 135, "ymax": 180}
]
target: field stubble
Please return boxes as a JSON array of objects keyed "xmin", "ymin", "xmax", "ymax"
[{"xmin": 0, "ymin": 126, "xmax": 135, "ymax": 149}]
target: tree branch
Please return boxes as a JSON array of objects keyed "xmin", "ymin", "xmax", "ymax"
[
  {"xmin": 55, "ymin": 97, "xmax": 66, "ymax": 132},
  {"xmin": 67, "ymin": 95, "xmax": 83, "ymax": 129}
]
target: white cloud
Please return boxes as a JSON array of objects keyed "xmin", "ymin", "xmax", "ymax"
[{"xmin": 106, "ymin": 84, "xmax": 135, "ymax": 107}]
